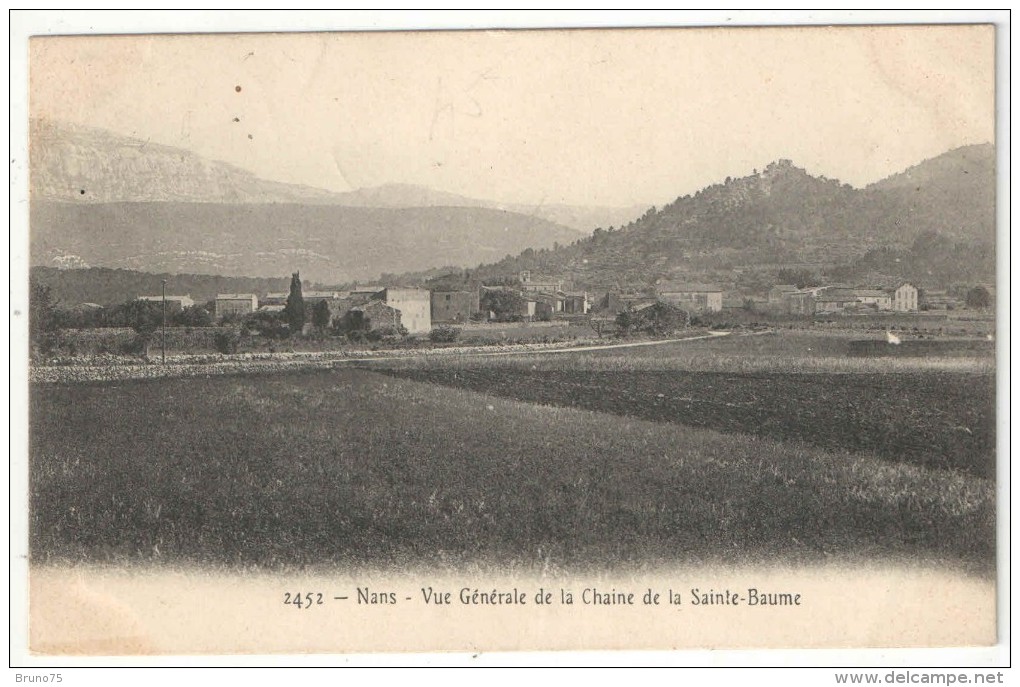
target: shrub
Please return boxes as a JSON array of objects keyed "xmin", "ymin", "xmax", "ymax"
[
  {"xmin": 119, "ymin": 334, "xmax": 149, "ymax": 357},
  {"xmin": 616, "ymin": 302, "xmax": 691, "ymax": 336},
  {"xmin": 214, "ymin": 329, "xmax": 241, "ymax": 354},
  {"xmin": 429, "ymin": 325, "xmax": 461, "ymax": 343},
  {"xmin": 174, "ymin": 305, "xmax": 214, "ymax": 328},
  {"xmin": 312, "ymin": 300, "xmax": 332, "ymax": 331},
  {"xmin": 245, "ymin": 311, "xmax": 288, "ymax": 339}
]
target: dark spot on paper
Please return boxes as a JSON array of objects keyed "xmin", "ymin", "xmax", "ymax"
[
  {"xmin": 248, "ymin": 134, "xmax": 254, "ymax": 140},
  {"xmin": 233, "ymin": 117, "xmax": 240, "ymax": 123},
  {"xmin": 79, "ymin": 189, "xmax": 86, "ymax": 195},
  {"xmin": 235, "ymin": 85, "xmax": 242, "ymax": 93},
  {"xmin": 13, "ymin": 309, "xmax": 21, "ymax": 317}
]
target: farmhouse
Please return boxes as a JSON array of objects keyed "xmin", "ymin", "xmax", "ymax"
[
  {"xmin": 215, "ymin": 293, "xmax": 258, "ymax": 318},
  {"xmin": 655, "ymin": 282, "xmax": 723, "ymax": 312},
  {"xmin": 599, "ymin": 292, "xmax": 654, "ymax": 316},
  {"xmin": 303, "ymin": 290, "xmax": 343, "ymax": 304},
  {"xmin": 852, "ymin": 288, "xmax": 892, "ymax": 310},
  {"xmin": 532, "ymin": 292, "xmax": 566, "ymax": 314},
  {"xmin": 812, "ymin": 288, "xmax": 860, "ymax": 314},
  {"xmin": 892, "ymin": 283, "xmax": 919, "ymax": 312},
  {"xmin": 265, "ymin": 284, "xmax": 344, "ymax": 308},
  {"xmin": 137, "ymin": 294, "xmax": 195, "ymax": 312},
  {"xmin": 262, "ymin": 292, "xmax": 289, "ymax": 306},
  {"xmin": 350, "ymin": 284, "xmax": 385, "ymax": 297},
  {"xmin": 518, "ymin": 271, "xmax": 564, "ymax": 293},
  {"xmin": 377, "ymin": 288, "xmax": 432, "ymax": 334},
  {"xmin": 775, "ymin": 281, "xmax": 917, "ymax": 315},
  {"xmin": 785, "ymin": 291, "xmax": 815, "ymax": 315},
  {"xmin": 519, "ymin": 297, "xmax": 538, "ymax": 319},
  {"xmin": 562, "ymin": 291, "xmax": 590, "ymax": 315},
  {"xmin": 431, "ymin": 289, "xmax": 480, "ymax": 323},
  {"xmin": 339, "ymin": 300, "xmax": 403, "ymax": 333}
]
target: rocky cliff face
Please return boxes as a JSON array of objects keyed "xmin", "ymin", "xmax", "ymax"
[{"xmin": 30, "ymin": 118, "xmax": 340, "ymax": 204}]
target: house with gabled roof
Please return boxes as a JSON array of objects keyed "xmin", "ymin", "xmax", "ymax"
[
  {"xmin": 852, "ymin": 288, "xmax": 892, "ymax": 310},
  {"xmin": 518, "ymin": 271, "xmax": 564, "ymax": 293},
  {"xmin": 374, "ymin": 288, "xmax": 432, "ymax": 334},
  {"xmin": 215, "ymin": 294, "xmax": 258, "ymax": 318},
  {"xmin": 137, "ymin": 294, "xmax": 195, "ymax": 312},
  {"xmin": 813, "ymin": 288, "xmax": 860, "ymax": 314},
  {"xmin": 655, "ymin": 282, "xmax": 723, "ymax": 312}
]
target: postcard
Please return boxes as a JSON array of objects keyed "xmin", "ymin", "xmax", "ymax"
[{"xmin": 12, "ymin": 16, "xmax": 1003, "ymax": 662}]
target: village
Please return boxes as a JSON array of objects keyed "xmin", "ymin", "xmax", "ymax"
[{"xmin": 135, "ymin": 269, "xmax": 990, "ymax": 344}]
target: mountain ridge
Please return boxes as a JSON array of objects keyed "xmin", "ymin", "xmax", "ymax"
[
  {"xmin": 30, "ymin": 201, "xmax": 582, "ymax": 284},
  {"xmin": 30, "ymin": 118, "xmax": 343, "ymax": 205},
  {"xmin": 448, "ymin": 145, "xmax": 996, "ymax": 292},
  {"xmin": 29, "ymin": 118, "xmax": 644, "ymax": 232},
  {"xmin": 29, "ymin": 117, "xmax": 995, "ymax": 291}
]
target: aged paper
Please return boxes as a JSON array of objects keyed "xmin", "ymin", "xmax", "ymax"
[{"xmin": 12, "ymin": 14, "xmax": 1006, "ymax": 667}]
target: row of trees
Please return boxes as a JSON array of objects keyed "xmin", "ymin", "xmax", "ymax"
[{"xmin": 30, "ymin": 280, "xmax": 212, "ymax": 346}]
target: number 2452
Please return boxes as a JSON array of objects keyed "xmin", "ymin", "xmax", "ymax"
[{"xmin": 284, "ymin": 592, "xmax": 324, "ymax": 609}]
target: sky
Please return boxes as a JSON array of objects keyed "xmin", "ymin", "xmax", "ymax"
[{"xmin": 28, "ymin": 23, "xmax": 995, "ymax": 208}]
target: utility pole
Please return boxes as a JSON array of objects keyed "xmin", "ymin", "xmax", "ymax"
[{"xmin": 161, "ymin": 279, "xmax": 167, "ymax": 364}]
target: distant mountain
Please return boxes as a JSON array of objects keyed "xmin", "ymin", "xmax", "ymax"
[
  {"xmin": 29, "ymin": 119, "xmax": 642, "ymax": 232},
  {"xmin": 30, "ymin": 118, "xmax": 341, "ymax": 205},
  {"xmin": 29, "ymin": 119, "xmax": 583, "ymax": 282},
  {"xmin": 332, "ymin": 183, "xmax": 647, "ymax": 233},
  {"xmin": 459, "ymin": 146, "xmax": 996, "ymax": 291},
  {"xmin": 30, "ymin": 266, "xmax": 290, "ymax": 308},
  {"xmin": 30, "ymin": 201, "xmax": 581, "ymax": 284},
  {"xmin": 29, "ymin": 118, "xmax": 995, "ymax": 291},
  {"xmin": 868, "ymin": 143, "xmax": 994, "ymax": 193},
  {"xmin": 863, "ymin": 143, "xmax": 995, "ymax": 244},
  {"xmin": 328, "ymin": 183, "xmax": 487, "ymax": 209}
]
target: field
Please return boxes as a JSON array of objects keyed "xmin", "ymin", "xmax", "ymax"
[
  {"xmin": 377, "ymin": 368, "xmax": 993, "ymax": 478},
  {"xmin": 29, "ymin": 331, "xmax": 996, "ymax": 575}
]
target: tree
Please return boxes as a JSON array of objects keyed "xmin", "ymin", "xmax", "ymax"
[
  {"xmin": 588, "ymin": 315, "xmax": 612, "ymax": 338},
  {"xmin": 965, "ymin": 286, "xmax": 991, "ymax": 309},
  {"xmin": 29, "ymin": 279, "xmax": 59, "ymax": 352},
  {"xmin": 312, "ymin": 300, "xmax": 332, "ymax": 332},
  {"xmin": 776, "ymin": 269, "xmax": 820, "ymax": 289},
  {"xmin": 614, "ymin": 309, "xmax": 637, "ymax": 335},
  {"xmin": 114, "ymin": 299, "xmax": 162, "ymax": 336},
  {"xmin": 616, "ymin": 302, "xmax": 690, "ymax": 336},
  {"xmin": 245, "ymin": 310, "xmax": 287, "ymax": 339},
  {"xmin": 174, "ymin": 305, "xmax": 213, "ymax": 327},
  {"xmin": 480, "ymin": 289, "xmax": 526, "ymax": 321},
  {"xmin": 283, "ymin": 272, "xmax": 306, "ymax": 334}
]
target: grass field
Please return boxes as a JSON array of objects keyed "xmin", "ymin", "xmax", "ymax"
[
  {"xmin": 30, "ymin": 336, "xmax": 995, "ymax": 574},
  {"xmin": 377, "ymin": 368, "xmax": 994, "ymax": 478}
]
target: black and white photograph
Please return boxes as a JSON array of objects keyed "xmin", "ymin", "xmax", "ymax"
[{"xmin": 11, "ymin": 12, "xmax": 1006, "ymax": 665}]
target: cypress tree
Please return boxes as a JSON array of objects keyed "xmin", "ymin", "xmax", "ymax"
[{"xmin": 284, "ymin": 272, "xmax": 305, "ymax": 334}]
